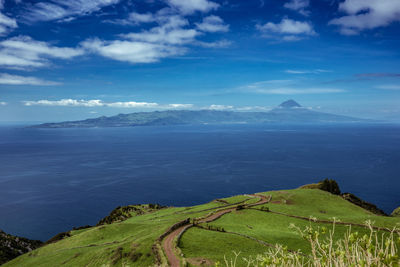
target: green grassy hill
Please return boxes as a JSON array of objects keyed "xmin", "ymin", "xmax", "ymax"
[{"xmin": 3, "ymin": 188, "xmax": 400, "ymax": 267}]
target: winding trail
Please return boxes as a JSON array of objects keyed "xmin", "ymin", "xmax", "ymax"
[{"xmin": 161, "ymin": 194, "xmax": 270, "ymax": 267}]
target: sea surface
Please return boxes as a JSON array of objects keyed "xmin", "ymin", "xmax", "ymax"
[{"xmin": 0, "ymin": 123, "xmax": 399, "ymax": 241}]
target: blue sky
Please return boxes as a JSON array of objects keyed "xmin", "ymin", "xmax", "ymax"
[{"xmin": 0, "ymin": 0, "xmax": 399, "ymax": 122}]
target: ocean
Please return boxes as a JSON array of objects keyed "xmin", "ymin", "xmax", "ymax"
[{"xmin": 0, "ymin": 123, "xmax": 399, "ymax": 241}]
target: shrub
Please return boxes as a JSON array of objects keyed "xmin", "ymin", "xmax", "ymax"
[
  {"xmin": 319, "ymin": 178, "xmax": 341, "ymax": 195},
  {"xmin": 236, "ymin": 205, "xmax": 245, "ymax": 211}
]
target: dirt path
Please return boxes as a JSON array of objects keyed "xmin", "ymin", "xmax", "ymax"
[
  {"xmin": 161, "ymin": 194, "xmax": 269, "ymax": 267},
  {"xmin": 161, "ymin": 225, "xmax": 192, "ymax": 267}
]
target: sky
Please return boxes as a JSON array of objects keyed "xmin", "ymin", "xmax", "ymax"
[{"xmin": 0, "ymin": 0, "xmax": 399, "ymax": 122}]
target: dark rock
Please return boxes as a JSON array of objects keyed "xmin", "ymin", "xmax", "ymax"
[
  {"xmin": 0, "ymin": 230, "xmax": 42, "ymax": 265},
  {"xmin": 342, "ymin": 193, "xmax": 387, "ymax": 216}
]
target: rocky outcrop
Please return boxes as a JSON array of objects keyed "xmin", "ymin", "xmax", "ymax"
[
  {"xmin": 342, "ymin": 193, "xmax": 387, "ymax": 216},
  {"xmin": 0, "ymin": 230, "xmax": 42, "ymax": 265}
]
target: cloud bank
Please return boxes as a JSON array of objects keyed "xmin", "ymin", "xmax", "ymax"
[
  {"xmin": 0, "ymin": 73, "xmax": 60, "ymax": 85},
  {"xmin": 241, "ymin": 80, "xmax": 345, "ymax": 95},
  {"xmin": 23, "ymin": 99, "xmax": 194, "ymax": 109},
  {"xmin": 0, "ymin": 0, "xmax": 17, "ymax": 36},
  {"xmin": 0, "ymin": 36, "xmax": 84, "ymax": 69},
  {"xmin": 284, "ymin": 0, "xmax": 310, "ymax": 16},
  {"xmin": 166, "ymin": 0, "xmax": 219, "ymax": 15},
  {"xmin": 23, "ymin": 0, "xmax": 121, "ymax": 22},
  {"xmin": 257, "ymin": 18, "xmax": 316, "ymax": 41},
  {"xmin": 329, "ymin": 0, "xmax": 400, "ymax": 35}
]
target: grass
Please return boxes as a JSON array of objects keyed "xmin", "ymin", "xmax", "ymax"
[
  {"xmin": 203, "ymin": 209, "xmax": 374, "ymax": 254},
  {"xmin": 4, "ymin": 188, "xmax": 400, "ymax": 266},
  {"xmin": 256, "ymin": 189, "xmax": 400, "ymax": 229},
  {"xmin": 179, "ymin": 227, "xmax": 267, "ymax": 266},
  {"xmin": 224, "ymin": 221, "xmax": 400, "ymax": 267}
]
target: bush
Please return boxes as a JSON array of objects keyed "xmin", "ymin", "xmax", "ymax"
[
  {"xmin": 236, "ymin": 205, "xmax": 245, "ymax": 211},
  {"xmin": 319, "ymin": 179, "xmax": 341, "ymax": 195}
]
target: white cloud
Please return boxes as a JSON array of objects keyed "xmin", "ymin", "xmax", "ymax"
[
  {"xmin": 252, "ymin": 88, "xmax": 345, "ymax": 95},
  {"xmin": 23, "ymin": 99, "xmax": 194, "ymax": 109},
  {"xmin": 285, "ymin": 69, "xmax": 331, "ymax": 74},
  {"xmin": 0, "ymin": 1, "xmax": 17, "ymax": 36},
  {"xmin": 235, "ymin": 106, "xmax": 272, "ymax": 111},
  {"xmin": 82, "ymin": 38, "xmax": 184, "ymax": 64},
  {"xmin": 195, "ymin": 39, "xmax": 231, "ymax": 48},
  {"xmin": 167, "ymin": 103, "xmax": 194, "ymax": 108},
  {"xmin": 240, "ymin": 80, "xmax": 345, "ymax": 95},
  {"xmin": 24, "ymin": 99, "xmax": 104, "ymax": 107},
  {"xmin": 258, "ymin": 18, "xmax": 315, "ymax": 35},
  {"xmin": 257, "ymin": 18, "xmax": 316, "ymax": 41},
  {"xmin": 23, "ymin": 0, "xmax": 121, "ymax": 22},
  {"xmin": 128, "ymin": 12, "xmax": 157, "ymax": 24},
  {"xmin": 208, "ymin": 104, "xmax": 234, "ymax": 110},
  {"xmin": 376, "ymin": 85, "xmax": 400, "ymax": 90},
  {"xmin": 196, "ymin": 15, "xmax": 229, "ymax": 32},
  {"xmin": 245, "ymin": 80, "xmax": 293, "ymax": 87},
  {"xmin": 166, "ymin": 0, "xmax": 219, "ymax": 15},
  {"xmin": 329, "ymin": 0, "xmax": 400, "ymax": 35},
  {"xmin": 21, "ymin": 0, "xmax": 230, "ymax": 68},
  {"xmin": 84, "ymin": 13, "xmax": 216, "ymax": 63},
  {"xmin": 122, "ymin": 16, "xmax": 199, "ymax": 45},
  {"xmin": 105, "ymin": 11, "xmax": 157, "ymax": 26},
  {"xmin": 0, "ymin": 101, "xmax": 7, "ymax": 105},
  {"xmin": 0, "ymin": 36, "xmax": 84, "ymax": 69},
  {"xmin": 0, "ymin": 73, "xmax": 60, "ymax": 85},
  {"xmin": 284, "ymin": 0, "xmax": 310, "ymax": 16},
  {"xmin": 103, "ymin": 101, "xmax": 159, "ymax": 108}
]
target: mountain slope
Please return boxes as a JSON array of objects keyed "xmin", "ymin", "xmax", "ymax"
[
  {"xmin": 4, "ymin": 186, "xmax": 399, "ymax": 267},
  {"xmin": 32, "ymin": 100, "xmax": 369, "ymax": 128}
]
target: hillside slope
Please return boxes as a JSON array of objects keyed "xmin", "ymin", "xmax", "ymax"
[{"xmin": 4, "ymin": 187, "xmax": 399, "ymax": 267}]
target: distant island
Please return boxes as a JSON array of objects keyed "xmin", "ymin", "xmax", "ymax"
[{"xmin": 32, "ymin": 100, "xmax": 370, "ymax": 128}]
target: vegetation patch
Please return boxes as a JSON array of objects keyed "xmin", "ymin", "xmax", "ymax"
[
  {"xmin": 72, "ymin": 225, "xmax": 92, "ymax": 231},
  {"xmin": 222, "ymin": 222, "xmax": 400, "ymax": 266},
  {"xmin": 110, "ymin": 246, "xmax": 123, "ymax": 265},
  {"xmin": 44, "ymin": 231, "xmax": 71, "ymax": 245},
  {"xmin": 3, "ymin": 184, "xmax": 400, "ymax": 267},
  {"xmin": 392, "ymin": 207, "xmax": 400, "ymax": 217},
  {"xmin": 97, "ymin": 203, "xmax": 166, "ymax": 225}
]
